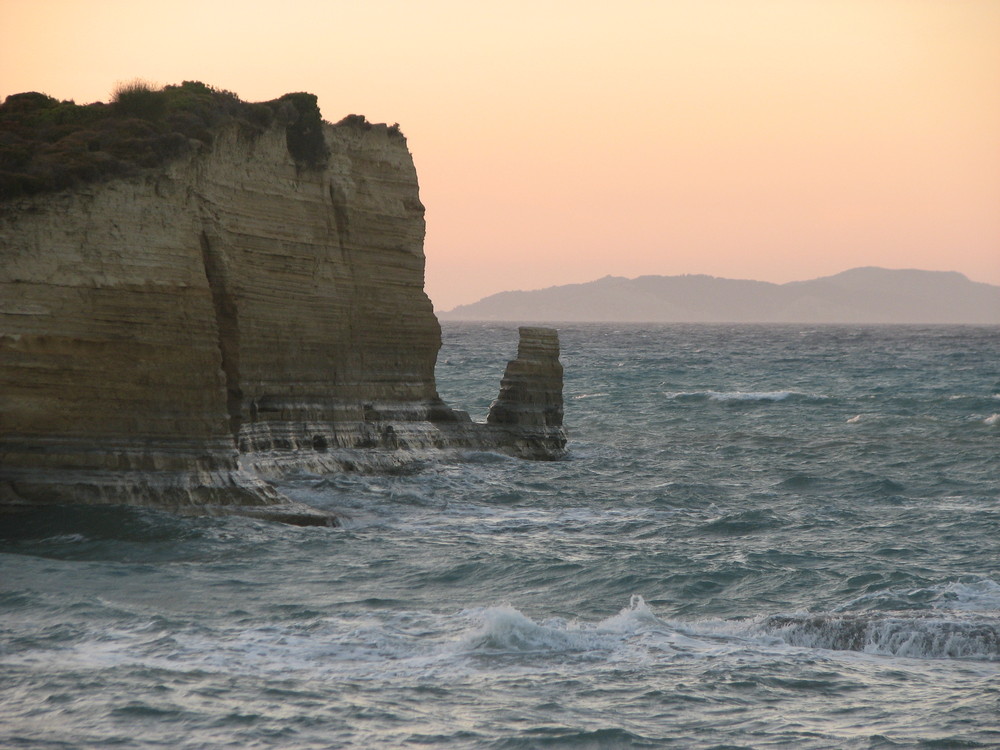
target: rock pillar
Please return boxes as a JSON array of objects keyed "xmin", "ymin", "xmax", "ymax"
[{"xmin": 487, "ymin": 327, "xmax": 567, "ymax": 458}]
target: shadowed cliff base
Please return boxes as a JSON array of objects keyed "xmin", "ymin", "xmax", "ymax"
[{"xmin": 0, "ymin": 84, "xmax": 567, "ymax": 525}]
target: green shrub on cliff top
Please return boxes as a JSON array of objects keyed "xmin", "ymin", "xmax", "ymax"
[
  {"xmin": 0, "ymin": 81, "xmax": 326, "ymax": 202},
  {"xmin": 111, "ymin": 79, "xmax": 167, "ymax": 120},
  {"xmin": 276, "ymin": 92, "xmax": 327, "ymax": 167}
]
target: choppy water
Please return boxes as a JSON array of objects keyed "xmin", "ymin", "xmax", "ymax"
[{"xmin": 2, "ymin": 323, "xmax": 998, "ymax": 749}]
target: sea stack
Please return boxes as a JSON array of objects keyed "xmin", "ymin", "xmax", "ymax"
[
  {"xmin": 487, "ymin": 327, "xmax": 567, "ymax": 460},
  {"xmin": 0, "ymin": 84, "xmax": 567, "ymax": 523}
]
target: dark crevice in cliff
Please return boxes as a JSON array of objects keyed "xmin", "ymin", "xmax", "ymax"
[
  {"xmin": 199, "ymin": 231, "xmax": 243, "ymax": 443},
  {"xmin": 328, "ymin": 183, "xmax": 350, "ymax": 250}
]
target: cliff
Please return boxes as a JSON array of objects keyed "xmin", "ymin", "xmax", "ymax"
[{"xmin": 0, "ymin": 88, "xmax": 566, "ymax": 524}]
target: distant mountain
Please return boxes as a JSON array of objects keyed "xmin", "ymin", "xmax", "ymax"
[{"xmin": 439, "ymin": 268, "xmax": 1000, "ymax": 324}]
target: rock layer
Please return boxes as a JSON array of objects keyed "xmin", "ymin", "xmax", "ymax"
[
  {"xmin": 0, "ymin": 101, "xmax": 567, "ymax": 523},
  {"xmin": 487, "ymin": 327, "xmax": 566, "ymax": 459}
]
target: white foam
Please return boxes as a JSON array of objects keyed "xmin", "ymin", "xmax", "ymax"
[
  {"xmin": 835, "ymin": 577, "xmax": 1000, "ymax": 616},
  {"xmin": 933, "ymin": 579, "xmax": 1000, "ymax": 612},
  {"xmin": 460, "ymin": 605, "xmax": 617, "ymax": 655},
  {"xmin": 18, "ymin": 590, "xmax": 999, "ymax": 689},
  {"xmin": 33, "ymin": 599, "xmax": 681, "ymax": 683},
  {"xmin": 459, "ymin": 595, "xmax": 672, "ymax": 657},
  {"xmin": 984, "ymin": 413, "xmax": 1000, "ymax": 426},
  {"xmin": 758, "ymin": 613, "xmax": 999, "ymax": 661},
  {"xmin": 663, "ymin": 390, "xmax": 822, "ymax": 403},
  {"xmin": 54, "ymin": 612, "xmax": 474, "ymax": 683},
  {"xmin": 847, "ymin": 414, "xmax": 863, "ymax": 423},
  {"xmin": 596, "ymin": 594, "xmax": 663, "ymax": 633},
  {"xmin": 38, "ymin": 533, "xmax": 88, "ymax": 544}
]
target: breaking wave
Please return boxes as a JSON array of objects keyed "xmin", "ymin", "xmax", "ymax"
[
  {"xmin": 834, "ymin": 576, "xmax": 1000, "ymax": 614},
  {"xmin": 663, "ymin": 390, "xmax": 826, "ymax": 403},
  {"xmin": 461, "ymin": 606, "xmax": 619, "ymax": 655},
  {"xmin": 460, "ymin": 595, "xmax": 668, "ymax": 657},
  {"xmin": 757, "ymin": 613, "xmax": 1000, "ymax": 661},
  {"xmin": 462, "ymin": 596, "xmax": 1000, "ymax": 663}
]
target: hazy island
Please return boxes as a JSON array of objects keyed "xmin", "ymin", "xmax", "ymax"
[{"xmin": 441, "ymin": 267, "xmax": 1000, "ymax": 325}]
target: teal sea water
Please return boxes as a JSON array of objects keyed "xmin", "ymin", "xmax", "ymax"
[{"xmin": 2, "ymin": 323, "xmax": 998, "ymax": 749}]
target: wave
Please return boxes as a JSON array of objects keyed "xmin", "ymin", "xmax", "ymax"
[
  {"xmin": 461, "ymin": 606, "xmax": 619, "ymax": 655},
  {"xmin": 985, "ymin": 413, "xmax": 1000, "ymax": 426},
  {"xmin": 933, "ymin": 578, "xmax": 1000, "ymax": 611},
  {"xmin": 23, "ymin": 598, "xmax": 671, "ymax": 680},
  {"xmin": 460, "ymin": 595, "xmax": 665, "ymax": 657},
  {"xmin": 757, "ymin": 613, "xmax": 999, "ymax": 661},
  {"xmin": 460, "ymin": 594, "xmax": 1000, "ymax": 664},
  {"xmin": 835, "ymin": 576, "xmax": 1000, "ymax": 614},
  {"xmin": 17, "ymin": 593, "xmax": 997, "ymax": 692},
  {"xmin": 461, "ymin": 598, "xmax": 1000, "ymax": 663},
  {"xmin": 663, "ymin": 390, "xmax": 826, "ymax": 403},
  {"xmin": 700, "ymin": 508, "xmax": 784, "ymax": 534}
]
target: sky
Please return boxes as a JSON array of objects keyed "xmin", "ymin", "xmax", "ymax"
[{"xmin": 3, "ymin": 0, "xmax": 998, "ymax": 311}]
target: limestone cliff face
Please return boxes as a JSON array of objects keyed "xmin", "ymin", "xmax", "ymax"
[{"xmin": 0, "ymin": 109, "xmax": 566, "ymax": 522}]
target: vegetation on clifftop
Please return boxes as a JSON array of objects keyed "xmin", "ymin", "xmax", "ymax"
[
  {"xmin": 0, "ymin": 81, "xmax": 333, "ymax": 201},
  {"xmin": 276, "ymin": 92, "xmax": 326, "ymax": 167}
]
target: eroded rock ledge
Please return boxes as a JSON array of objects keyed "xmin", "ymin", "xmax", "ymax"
[{"xmin": 0, "ymin": 92, "xmax": 566, "ymax": 525}]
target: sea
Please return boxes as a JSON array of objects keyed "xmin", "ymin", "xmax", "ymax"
[{"xmin": 2, "ymin": 323, "xmax": 998, "ymax": 749}]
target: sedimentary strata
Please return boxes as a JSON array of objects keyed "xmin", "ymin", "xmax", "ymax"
[
  {"xmin": 486, "ymin": 327, "xmax": 566, "ymax": 460},
  {"xmin": 0, "ymin": 90, "xmax": 566, "ymax": 524}
]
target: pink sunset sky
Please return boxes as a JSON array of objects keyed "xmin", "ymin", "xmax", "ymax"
[{"xmin": 3, "ymin": 0, "xmax": 998, "ymax": 311}]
